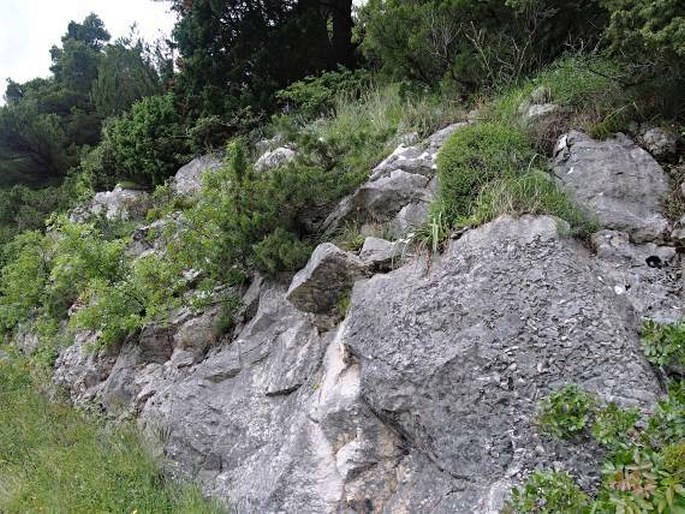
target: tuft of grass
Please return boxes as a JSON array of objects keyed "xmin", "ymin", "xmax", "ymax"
[
  {"xmin": 468, "ymin": 171, "xmax": 597, "ymax": 237},
  {"xmin": 0, "ymin": 358, "xmax": 225, "ymax": 514},
  {"xmin": 411, "ymin": 207, "xmax": 452, "ymax": 255},
  {"xmin": 436, "ymin": 121, "xmax": 533, "ymax": 222},
  {"xmin": 333, "ymin": 222, "xmax": 366, "ymax": 252},
  {"xmin": 486, "ymin": 55, "xmax": 636, "ymax": 154}
]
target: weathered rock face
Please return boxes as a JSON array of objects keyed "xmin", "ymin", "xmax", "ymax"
[
  {"xmin": 592, "ymin": 230, "xmax": 682, "ymax": 323},
  {"xmin": 359, "ymin": 236, "xmax": 406, "ymax": 271},
  {"xmin": 174, "ymin": 154, "xmax": 224, "ymax": 196},
  {"xmin": 345, "ymin": 216, "xmax": 661, "ymax": 494},
  {"xmin": 323, "ymin": 123, "xmax": 466, "ymax": 238},
  {"xmin": 286, "ymin": 243, "xmax": 369, "ymax": 314},
  {"xmin": 51, "ymin": 121, "xmax": 680, "ymax": 513},
  {"xmin": 69, "ymin": 186, "xmax": 149, "ymax": 223},
  {"xmin": 553, "ymin": 131, "xmax": 671, "ymax": 242},
  {"xmin": 54, "ymin": 214, "xmax": 670, "ymax": 513}
]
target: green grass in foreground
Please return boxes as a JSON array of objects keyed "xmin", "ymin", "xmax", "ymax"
[{"xmin": 0, "ymin": 358, "xmax": 224, "ymax": 514}]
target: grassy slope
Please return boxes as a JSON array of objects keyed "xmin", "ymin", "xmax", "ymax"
[{"xmin": 0, "ymin": 358, "xmax": 224, "ymax": 514}]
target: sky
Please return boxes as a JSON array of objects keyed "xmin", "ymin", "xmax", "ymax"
[{"xmin": 0, "ymin": 0, "xmax": 176, "ymax": 87}]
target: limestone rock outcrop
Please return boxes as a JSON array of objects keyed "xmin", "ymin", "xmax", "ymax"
[
  {"xmin": 50, "ymin": 121, "xmax": 682, "ymax": 513},
  {"xmin": 174, "ymin": 153, "xmax": 224, "ymax": 196},
  {"xmin": 553, "ymin": 131, "xmax": 671, "ymax": 242},
  {"xmin": 323, "ymin": 123, "xmax": 466, "ymax": 238},
  {"xmin": 69, "ymin": 185, "xmax": 149, "ymax": 223}
]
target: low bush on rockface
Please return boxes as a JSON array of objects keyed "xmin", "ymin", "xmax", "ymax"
[
  {"xmin": 509, "ymin": 384, "xmax": 685, "ymax": 513},
  {"xmin": 436, "ymin": 121, "xmax": 533, "ymax": 222},
  {"xmin": 0, "ymin": 358, "xmax": 223, "ymax": 513},
  {"xmin": 0, "ymin": 213, "xmax": 186, "ymax": 350},
  {"xmin": 509, "ymin": 321, "xmax": 685, "ymax": 514}
]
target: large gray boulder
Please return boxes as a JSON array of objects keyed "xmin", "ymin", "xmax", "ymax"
[
  {"xmin": 342, "ymin": 215, "xmax": 660, "ymax": 508},
  {"xmin": 553, "ymin": 131, "xmax": 671, "ymax": 242},
  {"xmin": 286, "ymin": 243, "xmax": 369, "ymax": 314},
  {"xmin": 69, "ymin": 186, "xmax": 149, "ymax": 223},
  {"xmin": 174, "ymin": 154, "xmax": 224, "ymax": 196}
]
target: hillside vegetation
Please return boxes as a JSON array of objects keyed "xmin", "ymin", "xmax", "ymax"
[{"xmin": 0, "ymin": 0, "xmax": 683, "ymax": 512}]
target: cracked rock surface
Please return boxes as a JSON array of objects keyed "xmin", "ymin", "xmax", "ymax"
[{"xmin": 49, "ymin": 121, "xmax": 682, "ymax": 513}]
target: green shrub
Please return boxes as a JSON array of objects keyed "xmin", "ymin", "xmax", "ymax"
[
  {"xmin": 646, "ymin": 382, "xmax": 685, "ymax": 449},
  {"xmin": 591, "ymin": 402, "xmax": 640, "ymax": 449},
  {"xmin": 0, "ymin": 231, "xmax": 51, "ymax": 333},
  {"xmin": 98, "ymin": 93, "xmax": 191, "ymax": 186},
  {"xmin": 70, "ymin": 250, "xmax": 185, "ymax": 349},
  {"xmin": 0, "ymin": 358, "xmax": 224, "ymax": 513},
  {"xmin": 177, "ymin": 138, "xmax": 365, "ymax": 280},
  {"xmin": 601, "ymin": 0, "xmax": 685, "ymax": 117},
  {"xmin": 276, "ymin": 68, "xmax": 372, "ymax": 119},
  {"xmin": 436, "ymin": 122, "xmax": 533, "ymax": 222},
  {"xmin": 640, "ymin": 319, "xmax": 685, "ymax": 369},
  {"xmin": 537, "ymin": 384, "xmax": 595, "ymax": 440},
  {"xmin": 507, "ymin": 471, "xmax": 590, "ymax": 514},
  {"xmin": 358, "ymin": 0, "xmax": 606, "ymax": 92}
]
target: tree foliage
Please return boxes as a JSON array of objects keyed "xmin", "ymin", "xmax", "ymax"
[
  {"xmin": 0, "ymin": 14, "xmax": 163, "ymax": 188},
  {"xmin": 358, "ymin": 0, "xmax": 607, "ymax": 92},
  {"xmin": 170, "ymin": 0, "xmax": 356, "ymax": 119}
]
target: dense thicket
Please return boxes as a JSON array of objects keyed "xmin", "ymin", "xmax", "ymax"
[{"xmin": 169, "ymin": 0, "xmax": 355, "ymax": 120}]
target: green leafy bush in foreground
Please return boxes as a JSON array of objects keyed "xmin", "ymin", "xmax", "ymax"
[
  {"xmin": 510, "ymin": 381, "xmax": 685, "ymax": 513},
  {"xmin": 0, "ymin": 358, "xmax": 224, "ymax": 513}
]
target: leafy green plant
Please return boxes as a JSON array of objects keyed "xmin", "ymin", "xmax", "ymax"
[
  {"xmin": 640, "ymin": 319, "xmax": 685, "ymax": 369},
  {"xmin": 0, "ymin": 231, "xmax": 51, "ymax": 333},
  {"xmin": 645, "ymin": 382, "xmax": 685, "ymax": 449},
  {"xmin": 98, "ymin": 93, "xmax": 191, "ymax": 186},
  {"xmin": 591, "ymin": 402, "xmax": 640, "ymax": 449},
  {"xmin": 277, "ymin": 68, "xmax": 372, "ymax": 119},
  {"xmin": 537, "ymin": 384, "xmax": 595, "ymax": 440},
  {"xmin": 507, "ymin": 471, "xmax": 590, "ymax": 514}
]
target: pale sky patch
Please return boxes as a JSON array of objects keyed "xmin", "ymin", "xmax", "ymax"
[{"xmin": 0, "ymin": 0, "xmax": 176, "ymax": 87}]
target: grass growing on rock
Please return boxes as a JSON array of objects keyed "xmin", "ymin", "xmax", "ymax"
[
  {"xmin": 0, "ymin": 358, "xmax": 224, "ymax": 514},
  {"xmin": 421, "ymin": 119, "xmax": 594, "ymax": 251},
  {"xmin": 436, "ymin": 121, "xmax": 533, "ymax": 222}
]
